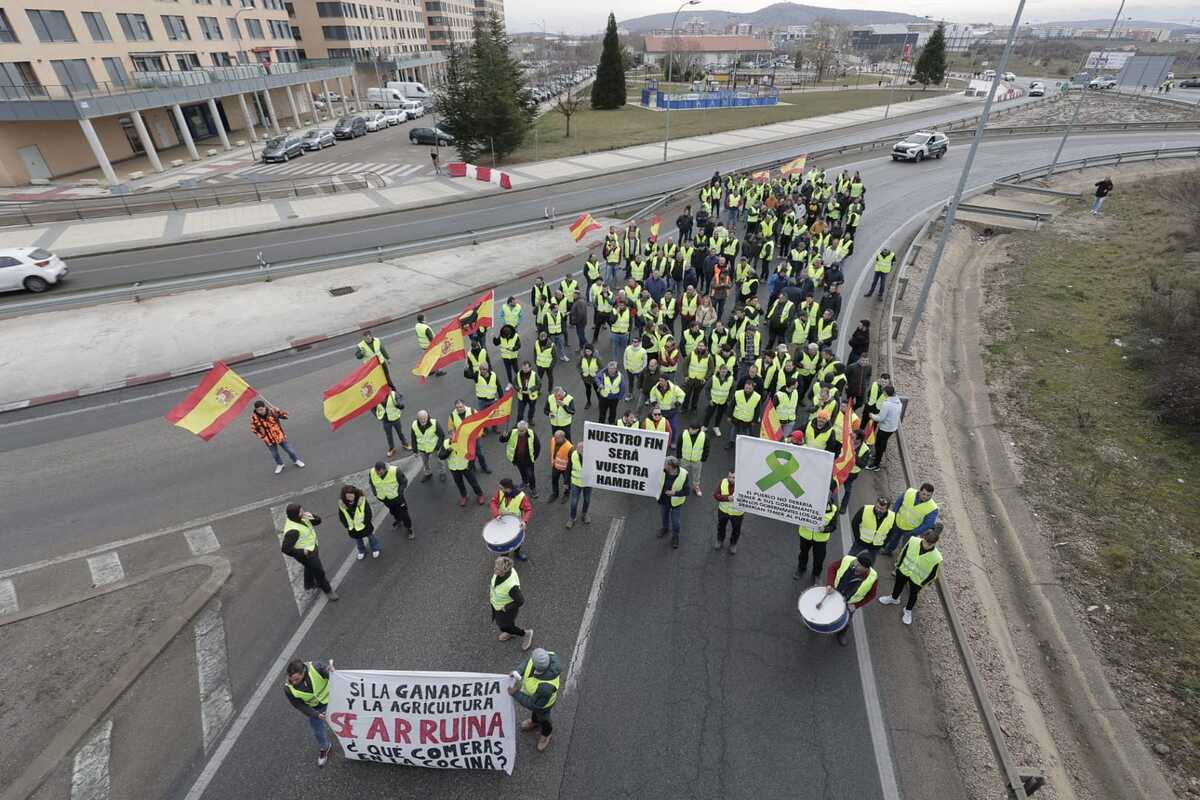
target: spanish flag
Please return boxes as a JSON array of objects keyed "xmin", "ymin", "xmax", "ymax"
[
  {"xmin": 861, "ymin": 418, "xmax": 877, "ymax": 447},
  {"xmin": 780, "ymin": 155, "xmax": 808, "ymax": 176},
  {"xmin": 452, "ymin": 389, "xmax": 514, "ymax": 460},
  {"xmin": 165, "ymin": 362, "xmax": 257, "ymax": 441},
  {"xmin": 411, "ymin": 319, "xmax": 466, "ymax": 383},
  {"xmin": 458, "ymin": 289, "xmax": 494, "ymax": 336},
  {"xmin": 751, "ymin": 169, "xmax": 770, "ymax": 183},
  {"xmin": 649, "ymin": 214, "xmax": 662, "ymax": 238},
  {"xmin": 759, "ymin": 396, "xmax": 783, "ymax": 442},
  {"xmin": 323, "ymin": 356, "xmax": 390, "ymax": 430},
  {"xmin": 831, "ymin": 402, "xmax": 857, "ymax": 485},
  {"xmin": 569, "ymin": 212, "xmax": 601, "ymax": 242}
]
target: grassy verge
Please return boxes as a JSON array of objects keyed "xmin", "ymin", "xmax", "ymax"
[
  {"xmin": 979, "ymin": 174, "xmax": 1200, "ymax": 780},
  {"xmin": 509, "ymin": 87, "xmax": 952, "ymax": 164}
]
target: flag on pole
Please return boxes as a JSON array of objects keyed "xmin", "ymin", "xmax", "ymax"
[
  {"xmin": 649, "ymin": 215, "xmax": 662, "ymax": 238},
  {"xmin": 751, "ymin": 169, "xmax": 771, "ymax": 182},
  {"xmin": 412, "ymin": 319, "xmax": 466, "ymax": 383},
  {"xmin": 569, "ymin": 212, "xmax": 601, "ymax": 242},
  {"xmin": 781, "ymin": 155, "xmax": 808, "ymax": 176},
  {"xmin": 164, "ymin": 362, "xmax": 257, "ymax": 441},
  {"xmin": 323, "ymin": 357, "xmax": 390, "ymax": 430},
  {"xmin": 457, "ymin": 289, "xmax": 495, "ymax": 336},
  {"xmin": 862, "ymin": 419, "xmax": 877, "ymax": 447},
  {"xmin": 452, "ymin": 389, "xmax": 514, "ymax": 460},
  {"xmin": 759, "ymin": 396, "xmax": 783, "ymax": 441},
  {"xmin": 831, "ymin": 402, "xmax": 857, "ymax": 484}
]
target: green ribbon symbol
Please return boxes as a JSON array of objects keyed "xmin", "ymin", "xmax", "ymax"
[{"xmin": 756, "ymin": 450, "xmax": 805, "ymax": 496}]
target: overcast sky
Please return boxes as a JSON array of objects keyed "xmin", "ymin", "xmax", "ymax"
[{"xmin": 506, "ymin": 0, "xmax": 1200, "ymax": 36}]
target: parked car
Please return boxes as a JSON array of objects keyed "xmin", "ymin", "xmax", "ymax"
[
  {"xmin": 1089, "ymin": 76, "xmax": 1118, "ymax": 89},
  {"xmin": 892, "ymin": 130, "xmax": 949, "ymax": 162},
  {"xmin": 1003, "ymin": 71, "xmax": 1016, "ymax": 82},
  {"xmin": 0, "ymin": 247, "xmax": 68, "ymax": 293},
  {"xmin": 333, "ymin": 115, "xmax": 367, "ymax": 139},
  {"xmin": 301, "ymin": 128, "xmax": 336, "ymax": 150},
  {"xmin": 363, "ymin": 111, "xmax": 387, "ymax": 132},
  {"xmin": 401, "ymin": 100, "xmax": 425, "ymax": 118},
  {"xmin": 409, "ymin": 126, "xmax": 453, "ymax": 146},
  {"xmin": 1028, "ymin": 81, "xmax": 1045, "ymax": 97},
  {"xmin": 262, "ymin": 134, "xmax": 304, "ymax": 162},
  {"xmin": 382, "ymin": 108, "xmax": 405, "ymax": 126}
]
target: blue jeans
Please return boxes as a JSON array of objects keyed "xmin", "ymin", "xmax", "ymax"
[
  {"xmin": 605, "ymin": 263, "xmax": 620, "ymax": 284},
  {"xmin": 569, "ymin": 485, "xmax": 592, "ymax": 519},
  {"xmin": 610, "ymin": 331, "xmax": 629, "ymax": 361},
  {"xmin": 267, "ymin": 441, "xmax": 300, "ymax": 466},
  {"xmin": 662, "ymin": 410, "xmax": 680, "ymax": 444},
  {"xmin": 1091, "ymin": 196, "xmax": 1106, "ymax": 213},
  {"xmin": 551, "ymin": 332, "xmax": 568, "ymax": 358},
  {"xmin": 307, "ymin": 714, "xmax": 329, "ymax": 749},
  {"xmin": 574, "ymin": 323, "xmax": 589, "ymax": 349},
  {"xmin": 659, "ymin": 503, "xmax": 681, "ymax": 534},
  {"xmin": 882, "ymin": 526, "xmax": 914, "ymax": 556},
  {"xmin": 354, "ymin": 533, "xmax": 380, "ymax": 555},
  {"xmin": 865, "ymin": 271, "xmax": 887, "ymax": 298}
]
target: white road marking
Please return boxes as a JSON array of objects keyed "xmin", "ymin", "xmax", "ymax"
[
  {"xmin": 0, "ymin": 578, "xmax": 18, "ymax": 614},
  {"xmin": 184, "ymin": 525, "xmax": 221, "ymax": 556},
  {"xmin": 86, "ymin": 552, "xmax": 124, "ymax": 586},
  {"xmin": 562, "ymin": 517, "xmax": 624, "ymax": 698},
  {"xmin": 193, "ymin": 600, "xmax": 235, "ymax": 753},
  {"xmin": 70, "ymin": 719, "xmax": 113, "ymax": 800},
  {"xmin": 270, "ymin": 504, "xmax": 313, "ymax": 615}
]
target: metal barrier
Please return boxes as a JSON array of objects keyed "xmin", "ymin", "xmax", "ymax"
[{"xmin": 0, "ymin": 171, "xmax": 387, "ymax": 227}]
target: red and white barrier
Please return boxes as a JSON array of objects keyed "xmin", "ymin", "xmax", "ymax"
[{"xmin": 447, "ymin": 162, "xmax": 512, "ymax": 190}]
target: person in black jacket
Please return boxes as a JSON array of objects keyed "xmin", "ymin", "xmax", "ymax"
[
  {"xmin": 1091, "ymin": 177, "xmax": 1113, "ymax": 215},
  {"xmin": 848, "ymin": 320, "xmax": 870, "ymax": 365},
  {"xmin": 337, "ymin": 484, "xmax": 379, "ymax": 559},
  {"xmin": 490, "ymin": 556, "xmax": 534, "ymax": 650},
  {"xmin": 676, "ymin": 204, "xmax": 694, "ymax": 242},
  {"xmin": 279, "ymin": 503, "xmax": 338, "ymax": 600}
]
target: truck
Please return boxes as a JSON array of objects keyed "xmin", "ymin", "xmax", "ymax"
[
  {"xmin": 366, "ymin": 87, "xmax": 406, "ymax": 108},
  {"xmin": 385, "ymin": 81, "xmax": 434, "ymax": 101}
]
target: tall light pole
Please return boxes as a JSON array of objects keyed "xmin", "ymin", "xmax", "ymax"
[
  {"xmin": 663, "ymin": 0, "xmax": 701, "ymax": 162},
  {"xmin": 1045, "ymin": 0, "xmax": 1126, "ymax": 176},
  {"xmin": 900, "ymin": 0, "xmax": 1027, "ymax": 354}
]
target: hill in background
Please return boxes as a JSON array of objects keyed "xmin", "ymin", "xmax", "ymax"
[{"xmin": 618, "ymin": 2, "xmax": 924, "ymax": 34}]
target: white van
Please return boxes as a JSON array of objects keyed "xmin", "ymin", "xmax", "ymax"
[
  {"xmin": 983, "ymin": 69, "xmax": 997, "ymax": 80},
  {"xmin": 366, "ymin": 87, "xmax": 405, "ymax": 108},
  {"xmin": 401, "ymin": 99, "xmax": 424, "ymax": 119},
  {"xmin": 386, "ymin": 81, "xmax": 433, "ymax": 101}
]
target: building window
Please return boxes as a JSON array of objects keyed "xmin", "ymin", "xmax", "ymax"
[
  {"xmin": 268, "ymin": 19, "xmax": 290, "ymax": 38},
  {"xmin": 290, "ymin": 25, "xmax": 301, "ymax": 40},
  {"xmin": 162, "ymin": 14, "xmax": 191, "ymax": 40},
  {"xmin": 118, "ymin": 13, "xmax": 154, "ymax": 41},
  {"xmin": 0, "ymin": 61, "xmax": 43, "ymax": 95},
  {"xmin": 131, "ymin": 54, "xmax": 164, "ymax": 71},
  {"xmin": 317, "ymin": 2, "xmax": 345, "ymax": 17},
  {"xmin": 198, "ymin": 16, "xmax": 222, "ymax": 39},
  {"xmin": 176, "ymin": 52, "xmax": 201, "ymax": 70},
  {"xmin": 81, "ymin": 11, "xmax": 112, "ymax": 41},
  {"xmin": 327, "ymin": 47, "xmax": 350, "ymax": 58},
  {"xmin": 211, "ymin": 51, "xmax": 233, "ymax": 65},
  {"xmin": 51, "ymin": 58, "xmax": 96, "ymax": 90},
  {"xmin": 275, "ymin": 47, "xmax": 299, "ymax": 62},
  {"xmin": 226, "ymin": 17, "xmax": 241, "ymax": 39},
  {"xmin": 194, "ymin": 0, "xmax": 214, "ymax": 4},
  {"xmin": 245, "ymin": 18, "xmax": 263, "ymax": 38},
  {"xmin": 0, "ymin": 10, "xmax": 19, "ymax": 42},
  {"xmin": 284, "ymin": 2, "xmax": 295, "ymax": 16},
  {"xmin": 102, "ymin": 56, "xmax": 129, "ymax": 85},
  {"xmin": 240, "ymin": 0, "xmax": 256, "ymax": 7},
  {"xmin": 26, "ymin": 9, "xmax": 76, "ymax": 42}
]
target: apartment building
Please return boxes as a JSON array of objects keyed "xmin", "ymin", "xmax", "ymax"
[
  {"xmin": 422, "ymin": 0, "xmax": 473, "ymax": 51},
  {"xmin": 472, "ymin": 0, "xmax": 503, "ymax": 24},
  {"xmin": 0, "ymin": 0, "xmax": 355, "ymax": 186}
]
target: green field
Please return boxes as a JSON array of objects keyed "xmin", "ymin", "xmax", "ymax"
[{"xmin": 510, "ymin": 87, "xmax": 951, "ymax": 163}]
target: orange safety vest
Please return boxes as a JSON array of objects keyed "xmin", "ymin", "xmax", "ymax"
[{"xmin": 550, "ymin": 440, "xmax": 574, "ymax": 472}]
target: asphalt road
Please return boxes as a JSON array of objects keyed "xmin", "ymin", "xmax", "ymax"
[{"xmin": 4, "ymin": 124, "xmax": 1195, "ymax": 800}]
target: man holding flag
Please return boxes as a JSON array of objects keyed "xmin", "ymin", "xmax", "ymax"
[
  {"xmin": 165, "ymin": 362, "xmax": 258, "ymax": 442},
  {"xmin": 413, "ymin": 319, "xmax": 466, "ymax": 384},
  {"xmin": 323, "ymin": 357, "xmax": 390, "ymax": 431}
]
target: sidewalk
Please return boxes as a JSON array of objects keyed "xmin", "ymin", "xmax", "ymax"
[
  {"xmin": 0, "ymin": 220, "xmax": 613, "ymax": 408},
  {"xmin": 0, "ymin": 92, "xmax": 974, "ymax": 258}
]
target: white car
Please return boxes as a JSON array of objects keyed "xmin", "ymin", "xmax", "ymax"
[
  {"xmin": 1029, "ymin": 81, "xmax": 1045, "ymax": 97},
  {"xmin": 401, "ymin": 100, "xmax": 424, "ymax": 118},
  {"xmin": 363, "ymin": 111, "xmax": 387, "ymax": 132},
  {"xmin": 382, "ymin": 108, "xmax": 405, "ymax": 126},
  {"xmin": 1003, "ymin": 71, "xmax": 1016, "ymax": 82},
  {"xmin": 1089, "ymin": 77, "xmax": 1118, "ymax": 89},
  {"xmin": 0, "ymin": 247, "xmax": 68, "ymax": 293}
]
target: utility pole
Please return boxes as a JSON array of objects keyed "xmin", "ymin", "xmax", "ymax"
[{"xmin": 663, "ymin": 0, "xmax": 702, "ymax": 162}]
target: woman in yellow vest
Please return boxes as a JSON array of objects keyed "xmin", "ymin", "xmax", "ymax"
[
  {"xmin": 879, "ymin": 525, "xmax": 944, "ymax": 626},
  {"xmin": 490, "ymin": 555, "xmax": 534, "ymax": 650},
  {"xmin": 507, "ymin": 647, "xmax": 561, "ymax": 752},
  {"xmin": 337, "ymin": 484, "xmax": 379, "ymax": 560}
]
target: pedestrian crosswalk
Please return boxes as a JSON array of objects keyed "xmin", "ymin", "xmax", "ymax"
[{"xmin": 230, "ymin": 160, "xmax": 432, "ymax": 182}]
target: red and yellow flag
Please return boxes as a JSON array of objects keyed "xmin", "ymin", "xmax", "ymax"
[
  {"xmin": 323, "ymin": 356, "xmax": 390, "ymax": 430},
  {"xmin": 452, "ymin": 389, "xmax": 514, "ymax": 460},
  {"xmin": 569, "ymin": 212, "xmax": 601, "ymax": 242},
  {"xmin": 412, "ymin": 319, "xmax": 466, "ymax": 383},
  {"xmin": 780, "ymin": 155, "xmax": 808, "ymax": 176},
  {"xmin": 752, "ymin": 169, "xmax": 771, "ymax": 182},
  {"xmin": 861, "ymin": 418, "xmax": 877, "ymax": 447},
  {"xmin": 831, "ymin": 401, "xmax": 857, "ymax": 484},
  {"xmin": 458, "ymin": 289, "xmax": 494, "ymax": 336},
  {"xmin": 165, "ymin": 362, "xmax": 257, "ymax": 440},
  {"xmin": 649, "ymin": 214, "xmax": 662, "ymax": 238},
  {"xmin": 759, "ymin": 396, "xmax": 783, "ymax": 442}
]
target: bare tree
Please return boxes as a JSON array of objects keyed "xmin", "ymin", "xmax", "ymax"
[
  {"xmin": 554, "ymin": 90, "xmax": 583, "ymax": 137},
  {"xmin": 808, "ymin": 17, "xmax": 850, "ymax": 82}
]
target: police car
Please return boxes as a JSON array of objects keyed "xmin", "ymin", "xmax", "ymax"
[{"xmin": 891, "ymin": 131, "xmax": 949, "ymax": 162}]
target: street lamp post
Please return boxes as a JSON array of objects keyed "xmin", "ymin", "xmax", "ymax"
[
  {"xmin": 663, "ymin": 0, "xmax": 701, "ymax": 162},
  {"xmin": 899, "ymin": 0, "xmax": 1027, "ymax": 355},
  {"xmin": 1046, "ymin": 0, "xmax": 1127, "ymax": 176}
]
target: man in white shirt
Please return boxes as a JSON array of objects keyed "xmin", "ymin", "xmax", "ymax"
[{"xmin": 864, "ymin": 385, "xmax": 902, "ymax": 471}]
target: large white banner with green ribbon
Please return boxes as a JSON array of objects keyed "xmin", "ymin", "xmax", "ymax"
[{"xmin": 731, "ymin": 435, "xmax": 835, "ymax": 528}]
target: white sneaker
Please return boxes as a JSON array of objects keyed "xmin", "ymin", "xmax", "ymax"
[
  {"xmin": 712, "ymin": 427, "xmax": 722, "ymax": 437},
  {"xmin": 356, "ymin": 552, "xmax": 365, "ymax": 560},
  {"xmin": 274, "ymin": 464, "xmax": 285, "ymax": 475},
  {"xmin": 902, "ymin": 609, "xmax": 913, "ymax": 625},
  {"xmin": 372, "ymin": 550, "xmax": 381, "ymax": 559},
  {"xmin": 295, "ymin": 460, "xmax": 306, "ymax": 468},
  {"xmin": 878, "ymin": 596, "xmax": 896, "ymax": 605}
]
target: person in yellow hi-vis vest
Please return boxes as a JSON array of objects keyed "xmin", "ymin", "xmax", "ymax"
[
  {"xmin": 879, "ymin": 524, "xmax": 944, "ymax": 625},
  {"xmin": 795, "ymin": 481, "xmax": 839, "ymax": 584},
  {"xmin": 508, "ymin": 647, "xmax": 561, "ymax": 752},
  {"xmin": 823, "ymin": 553, "xmax": 879, "ymax": 645},
  {"xmin": 490, "ymin": 555, "xmax": 534, "ymax": 650},
  {"xmin": 285, "ymin": 658, "xmax": 335, "ymax": 767},
  {"xmin": 414, "ymin": 314, "xmax": 445, "ymax": 377},
  {"xmin": 657, "ymin": 456, "xmax": 691, "ymax": 550}
]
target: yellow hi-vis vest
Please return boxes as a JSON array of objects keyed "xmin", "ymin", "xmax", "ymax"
[
  {"xmin": 710, "ymin": 373, "xmax": 733, "ymax": 404},
  {"xmin": 643, "ymin": 416, "xmax": 670, "ymax": 434},
  {"xmin": 874, "ymin": 251, "xmax": 895, "ymax": 274},
  {"xmin": 681, "ymin": 429, "xmax": 706, "ymax": 461},
  {"xmin": 490, "ymin": 568, "xmax": 520, "ymax": 611},
  {"xmin": 899, "ymin": 536, "xmax": 943, "ymax": 585},
  {"xmin": 717, "ymin": 478, "xmax": 742, "ymax": 516},
  {"xmin": 797, "ymin": 503, "xmax": 837, "ymax": 542},
  {"xmin": 548, "ymin": 394, "xmax": 574, "ymax": 427},
  {"xmin": 411, "ymin": 420, "xmax": 440, "ymax": 453},
  {"xmin": 505, "ymin": 428, "xmax": 535, "ymax": 462},
  {"xmin": 495, "ymin": 490, "xmax": 526, "ymax": 517},
  {"xmin": 570, "ymin": 449, "xmax": 584, "ymax": 486},
  {"xmin": 501, "ymin": 302, "xmax": 522, "ymax": 327},
  {"xmin": 896, "ymin": 488, "xmax": 938, "ymax": 532},
  {"xmin": 283, "ymin": 518, "xmax": 318, "ymax": 552},
  {"xmin": 834, "ymin": 556, "xmax": 877, "ymax": 605},
  {"xmin": 660, "ymin": 468, "xmax": 689, "ymax": 507},
  {"xmin": 731, "ymin": 389, "xmax": 761, "ymax": 423},
  {"xmin": 623, "ymin": 346, "xmax": 647, "ymax": 374},
  {"xmin": 857, "ymin": 507, "xmax": 895, "ymax": 547},
  {"xmin": 338, "ymin": 495, "xmax": 367, "ymax": 532},
  {"xmin": 681, "ymin": 293, "xmax": 698, "ymax": 317},
  {"xmin": 357, "ymin": 337, "xmax": 387, "ymax": 363},
  {"xmin": 610, "ymin": 307, "xmax": 631, "ymax": 334},
  {"xmin": 497, "ymin": 333, "xmax": 520, "ymax": 360},
  {"xmin": 687, "ymin": 353, "xmax": 712, "ymax": 381},
  {"xmin": 415, "ymin": 322, "xmax": 434, "ymax": 349},
  {"xmin": 476, "ymin": 371, "xmax": 499, "ymax": 401},
  {"xmin": 580, "ymin": 356, "xmax": 600, "ymax": 379},
  {"xmin": 774, "ymin": 389, "xmax": 798, "ymax": 422},
  {"xmin": 534, "ymin": 339, "xmax": 555, "ymax": 368},
  {"xmin": 650, "ymin": 381, "xmax": 684, "ymax": 412},
  {"xmin": 285, "ymin": 662, "xmax": 329, "ymax": 707},
  {"xmin": 516, "ymin": 370, "xmax": 540, "ymax": 400},
  {"xmin": 370, "ymin": 465, "xmax": 400, "ymax": 500},
  {"xmin": 521, "ymin": 652, "xmax": 560, "ymax": 708},
  {"xmin": 374, "ymin": 390, "xmax": 402, "ymax": 421}
]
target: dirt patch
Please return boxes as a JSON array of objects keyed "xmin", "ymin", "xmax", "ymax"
[
  {"xmin": 996, "ymin": 91, "xmax": 1197, "ymax": 126},
  {"xmin": 0, "ymin": 567, "xmax": 208, "ymax": 782}
]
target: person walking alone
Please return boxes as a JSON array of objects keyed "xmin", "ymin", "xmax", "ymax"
[
  {"xmin": 337, "ymin": 484, "xmax": 379, "ymax": 560},
  {"xmin": 251, "ymin": 400, "xmax": 306, "ymax": 475},
  {"xmin": 369, "ymin": 460, "xmax": 415, "ymax": 539},
  {"xmin": 508, "ymin": 647, "xmax": 561, "ymax": 753},
  {"xmin": 490, "ymin": 556, "xmax": 534, "ymax": 650},
  {"xmin": 280, "ymin": 503, "xmax": 338, "ymax": 601},
  {"xmin": 1091, "ymin": 176, "xmax": 1113, "ymax": 216},
  {"xmin": 284, "ymin": 659, "xmax": 335, "ymax": 767}
]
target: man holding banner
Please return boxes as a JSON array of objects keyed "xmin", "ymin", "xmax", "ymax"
[
  {"xmin": 285, "ymin": 658, "xmax": 335, "ymax": 767},
  {"xmin": 508, "ymin": 647, "xmax": 561, "ymax": 753}
]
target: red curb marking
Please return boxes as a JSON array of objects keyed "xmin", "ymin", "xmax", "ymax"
[
  {"xmin": 223, "ymin": 352, "xmax": 255, "ymax": 364},
  {"xmin": 30, "ymin": 389, "xmax": 81, "ymax": 405},
  {"xmin": 126, "ymin": 372, "xmax": 172, "ymax": 386},
  {"xmin": 290, "ymin": 335, "xmax": 328, "ymax": 349}
]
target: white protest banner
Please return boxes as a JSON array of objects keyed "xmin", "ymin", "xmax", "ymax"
[
  {"xmin": 327, "ymin": 669, "xmax": 517, "ymax": 774},
  {"xmin": 732, "ymin": 435, "xmax": 834, "ymax": 528},
  {"xmin": 581, "ymin": 421, "xmax": 669, "ymax": 498}
]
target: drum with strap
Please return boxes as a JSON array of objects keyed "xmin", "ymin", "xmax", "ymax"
[
  {"xmin": 482, "ymin": 515, "xmax": 524, "ymax": 554},
  {"xmin": 797, "ymin": 586, "xmax": 849, "ymax": 634}
]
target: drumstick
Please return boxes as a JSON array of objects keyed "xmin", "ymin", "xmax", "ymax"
[{"xmin": 816, "ymin": 586, "xmax": 834, "ymax": 610}]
